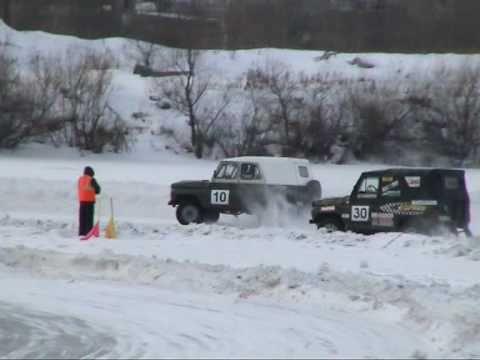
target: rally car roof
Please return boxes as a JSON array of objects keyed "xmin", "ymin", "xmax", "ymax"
[{"xmin": 361, "ymin": 168, "xmax": 465, "ymax": 177}]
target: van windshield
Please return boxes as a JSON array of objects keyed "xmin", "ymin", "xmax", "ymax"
[{"xmin": 214, "ymin": 162, "xmax": 239, "ymax": 180}]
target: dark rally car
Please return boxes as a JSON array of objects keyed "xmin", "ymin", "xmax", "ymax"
[{"xmin": 310, "ymin": 168, "xmax": 472, "ymax": 236}]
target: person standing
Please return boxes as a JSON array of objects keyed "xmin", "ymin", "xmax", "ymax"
[{"xmin": 78, "ymin": 166, "xmax": 101, "ymax": 236}]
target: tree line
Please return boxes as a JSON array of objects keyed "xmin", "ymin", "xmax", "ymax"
[
  {"xmin": 2, "ymin": 40, "xmax": 480, "ymax": 167},
  {"xmin": 0, "ymin": 42, "xmax": 131, "ymax": 153},
  {"xmin": 153, "ymin": 48, "xmax": 480, "ymax": 167},
  {"xmin": 3, "ymin": 0, "xmax": 480, "ymax": 53}
]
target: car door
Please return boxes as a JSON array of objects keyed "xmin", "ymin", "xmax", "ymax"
[
  {"xmin": 372, "ymin": 175, "xmax": 402, "ymax": 231},
  {"xmin": 236, "ymin": 162, "xmax": 267, "ymax": 212},
  {"xmin": 209, "ymin": 162, "xmax": 241, "ymax": 212},
  {"xmin": 348, "ymin": 174, "xmax": 380, "ymax": 233}
]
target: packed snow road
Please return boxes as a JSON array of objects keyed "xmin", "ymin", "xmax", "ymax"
[
  {"xmin": 2, "ymin": 152, "xmax": 480, "ymax": 358},
  {"xmin": 0, "ymin": 300, "xmax": 117, "ymax": 359},
  {"xmin": 0, "ymin": 269, "xmax": 427, "ymax": 359}
]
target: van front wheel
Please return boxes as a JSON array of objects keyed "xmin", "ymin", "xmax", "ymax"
[{"xmin": 176, "ymin": 203, "xmax": 203, "ymax": 225}]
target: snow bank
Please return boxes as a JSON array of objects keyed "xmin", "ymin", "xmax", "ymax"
[{"xmin": 1, "ymin": 244, "xmax": 480, "ymax": 358}]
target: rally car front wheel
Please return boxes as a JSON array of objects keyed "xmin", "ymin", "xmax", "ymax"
[{"xmin": 176, "ymin": 203, "xmax": 203, "ymax": 225}]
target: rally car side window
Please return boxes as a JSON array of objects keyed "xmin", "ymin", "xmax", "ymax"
[
  {"xmin": 381, "ymin": 177, "xmax": 401, "ymax": 197},
  {"xmin": 444, "ymin": 176, "xmax": 459, "ymax": 190},
  {"xmin": 356, "ymin": 176, "xmax": 379, "ymax": 198},
  {"xmin": 214, "ymin": 162, "xmax": 239, "ymax": 180}
]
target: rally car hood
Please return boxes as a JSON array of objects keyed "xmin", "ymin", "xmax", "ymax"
[
  {"xmin": 312, "ymin": 196, "xmax": 349, "ymax": 207},
  {"xmin": 171, "ymin": 180, "xmax": 210, "ymax": 189}
]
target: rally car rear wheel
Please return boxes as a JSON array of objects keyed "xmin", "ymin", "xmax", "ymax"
[
  {"xmin": 204, "ymin": 210, "xmax": 220, "ymax": 224},
  {"xmin": 176, "ymin": 203, "xmax": 203, "ymax": 225},
  {"xmin": 316, "ymin": 216, "xmax": 345, "ymax": 232}
]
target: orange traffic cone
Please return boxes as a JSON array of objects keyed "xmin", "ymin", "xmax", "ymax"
[{"xmin": 105, "ymin": 197, "xmax": 117, "ymax": 239}]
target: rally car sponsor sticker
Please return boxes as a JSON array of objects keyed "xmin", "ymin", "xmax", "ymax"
[
  {"xmin": 405, "ymin": 176, "xmax": 421, "ymax": 188},
  {"xmin": 371, "ymin": 212, "xmax": 394, "ymax": 227},
  {"xmin": 412, "ymin": 200, "xmax": 438, "ymax": 206},
  {"xmin": 320, "ymin": 206, "xmax": 335, "ymax": 212}
]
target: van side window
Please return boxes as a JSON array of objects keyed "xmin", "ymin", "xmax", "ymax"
[
  {"xmin": 298, "ymin": 166, "xmax": 309, "ymax": 178},
  {"xmin": 240, "ymin": 163, "xmax": 261, "ymax": 180}
]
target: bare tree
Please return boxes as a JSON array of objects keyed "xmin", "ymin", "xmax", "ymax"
[
  {"xmin": 56, "ymin": 49, "xmax": 132, "ymax": 153},
  {"xmin": 347, "ymin": 80, "xmax": 414, "ymax": 160},
  {"xmin": 26, "ymin": 54, "xmax": 66, "ymax": 144},
  {"xmin": 0, "ymin": 46, "xmax": 30, "ymax": 148},
  {"xmin": 300, "ymin": 97, "xmax": 347, "ymax": 161},
  {"xmin": 128, "ymin": 39, "xmax": 162, "ymax": 71},
  {"xmin": 246, "ymin": 61, "xmax": 302, "ymax": 155},
  {"xmin": 409, "ymin": 63, "xmax": 480, "ymax": 164},
  {"xmin": 0, "ymin": 42, "xmax": 59, "ymax": 149},
  {"xmin": 214, "ymin": 85, "xmax": 277, "ymax": 157},
  {"xmin": 282, "ymin": 74, "xmax": 348, "ymax": 161},
  {"xmin": 155, "ymin": 48, "xmax": 233, "ymax": 158}
]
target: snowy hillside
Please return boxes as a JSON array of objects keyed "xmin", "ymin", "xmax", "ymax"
[
  {"xmin": 3, "ymin": 19, "xmax": 480, "ymax": 162},
  {"xmin": 2, "ymin": 21, "xmax": 480, "ymax": 359}
]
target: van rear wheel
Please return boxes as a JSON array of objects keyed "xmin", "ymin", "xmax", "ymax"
[{"xmin": 306, "ymin": 180, "xmax": 322, "ymax": 200}]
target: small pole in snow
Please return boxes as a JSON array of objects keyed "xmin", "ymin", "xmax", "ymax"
[{"xmin": 382, "ymin": 233, "xmax": 403, "ymax": 249}]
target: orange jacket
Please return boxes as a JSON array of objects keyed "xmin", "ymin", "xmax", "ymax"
[{"xmin": 78, "ymin": 175, "xmax": 96, "ymax": 202}]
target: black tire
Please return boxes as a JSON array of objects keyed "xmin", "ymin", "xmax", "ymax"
[
  {"xmin": 400, "ymin": 219, "xmax": 427, "ymax": 235},
  {"xmin": 204, "ymin": 210, "xmax": 220, "ymax": 224},
  {"xmin": 401, "ymin": 216, "xmax": 448, "ymax": 236},
  {"xmin": 176, "ymin": 203, "xmax": 203, "ymax": 225},
  {"xmin": 315, "ymin": 216, "xmax": 344, "ymax": 232},
  {"xmin": 306, "ymin": 180, "xmax": 322, "ymax": 200},
  {"xmin": 430, "ymin": 222, "xmax": 458, "ymax": 237}
]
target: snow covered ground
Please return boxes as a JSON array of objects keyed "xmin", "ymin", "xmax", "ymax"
[
  {"xmin": 3, "ymin": 20, "xmax": 480, "ymax": 359},
  {"xmin": 2, "ymin": 147, "xmax": 480, "ymax": 359}
]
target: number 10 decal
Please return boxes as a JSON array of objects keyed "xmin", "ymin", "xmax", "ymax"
[
  {"xmin": 211, "ymin": 190, "xmax": 230, "ymax": 205},
  {"xmin": 351, "ymin": 206, "xmax": 370, "ymax": 222}
]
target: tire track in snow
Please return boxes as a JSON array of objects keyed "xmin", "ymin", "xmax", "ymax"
[
  {"xmin": 0, "ymin": 275, "xmax": 424, "ymax": 359},
  {"xmin": 0, "ymin": 302, "xmax": 119, "ymax": 359}
]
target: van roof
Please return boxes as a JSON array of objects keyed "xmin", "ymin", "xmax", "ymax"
[
  {"xmin": 225, "ymin": 156, "xmax": 310, "ymax": 165},
  {"xmin": 221, "ymin": 156, "xmax": 312, "ymax": 185}
]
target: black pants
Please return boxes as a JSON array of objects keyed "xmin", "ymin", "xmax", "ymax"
[{"xmin": 79, "ymin": 202, "xmax": 95, "ymax": 236}]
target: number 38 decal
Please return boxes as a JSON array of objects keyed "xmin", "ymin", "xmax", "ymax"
[
  {"xmin": 211, "ymin": 190, "xmax": 230, "ymax": 205},
  {"xmin": 351, "ymin": 206, "xmax": 370, "ymax": 222}
]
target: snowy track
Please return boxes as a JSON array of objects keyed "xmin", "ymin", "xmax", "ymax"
[
  {"xmin": 0, "ymin": 272, "xmax": 425, "ymax": 359},
  {"xmin": 0, "ymin": 301, "xmax": 118, "ymax": 359},
  {"xmin": 1, "ymin": 155, "xmax": 480, "ymax": 358}
]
